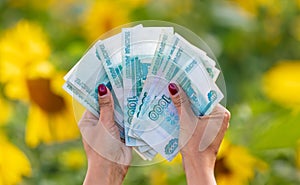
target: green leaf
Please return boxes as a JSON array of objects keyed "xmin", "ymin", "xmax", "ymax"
[{"xmin": 249, "ymin": 111, "xmax": 300, "ymax": 150}]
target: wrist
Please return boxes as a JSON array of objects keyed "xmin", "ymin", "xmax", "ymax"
[
  {"xmin": 182, "ymin": 154, "xmax": 216, "ymax": 185},
  {"xmin": 84, "ymin": 159, "xmax": 128, "ymax": 185},
  {"xmin": 181, "ymin": 146, "xmax": 218, "ymax": 170}
]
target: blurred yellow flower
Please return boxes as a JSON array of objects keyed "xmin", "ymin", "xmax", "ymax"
[
  {"xmin": 25, "ymin": 73, "xmax": 80, "ymax": 147},
  {"xmin": 231, "ymin": 0, "xmax": 282, "ymax": 16},
  {"xmin": 82, "ymin": 1, "xmax": 130, "ymax": 42},
  {"xmin": 0, "ymin": 20, "xmax": 53, "ymax": 101},
  {"xmin": 0, "ymin": 20, "xmax": 79, "ymax": 147},
  {"xmin": 0, "ymin": 134, "xmax": 32, "ymax": 185},
  {"xmin": 215, "ymin": 140, "xmax": 267, "ymax": 185},
  {"xmin": 150, "ymin": 168, "xmax": 168, "ymax": 185},
  {"xmin": 59, "ymin": 148, "xmax": 86, "ymax": 170},
  {"xmin": 263, "ymin": 61, "xmax": 300, "ymax": 111}
]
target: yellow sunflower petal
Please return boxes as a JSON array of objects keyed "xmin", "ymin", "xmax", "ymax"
[
  {"xmin": 0, "ymin": 61, "xmax": 23, "ymax": 83},
  {"xmin": 82, "ymin": 1, "xmax": 130, "ymax": 42},
  {"xmin": 49, "ymin": 72, "xmax": 80, "ymax": 142},
  {"xmin": 0, "ymin": 20, "xmax": 52, "ymax": 102},
  {"xmin": 263, "ymin": 61, "xmax": 300, "ymax": 110},
  {"xmin": 0, "ymin": 134, "xmax": 32, "ymax": 185},
  {"xmin": 0, "ymin": 20, "xmax": 50, "ymax": 69},
  {"xmin": 218, "ymin": 139, "xmax": 231, "ymax": 158},
  {"xmin": 50, "ymin": 72, "xmax": 67, "ymax": 96},
  {"xmin": 25, "ymin": 73, "xmax": 79, "ymax": 147},
  {"xmin": 50, "ymin": 108, "xmax": 79, "ymax": 143},
  {"xmin": 4, "ymin": 78, "xmax": 29, "ymax": 101},
  {"xmin": 27, "ymin": 60, "xmax": 55, "ymax": 79},
  {"xmin": 225, "ymin": 146, "xmax": 256, "ymax": 179},
  {"xmin": 215, "ymin": 140, "xmax": 267, "ymax": 185},
  {"xmin": 25, "ymin": 104, "xmax": 52, "ymax": 147}
]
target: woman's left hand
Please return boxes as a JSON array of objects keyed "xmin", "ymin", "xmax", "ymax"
[{"xmin": 80, "ymin": 84, "xmax": 131, "ymax": 185}]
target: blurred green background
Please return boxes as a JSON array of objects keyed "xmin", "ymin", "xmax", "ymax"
[{"xmin": 0, "ymin": 0, "xmax": 300, "ymax": 184}]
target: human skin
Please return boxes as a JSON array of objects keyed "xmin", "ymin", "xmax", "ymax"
[
  {"xmin": 81, "ymin": 83, "xmax": 230, "ymax": 185},
  {"xmin": 168, "ymin": 83, "xmax": 230, "ymax": 185},
  {"xmin": 82, "ymin": 84, "xmax": 131, "ymax": 185}
]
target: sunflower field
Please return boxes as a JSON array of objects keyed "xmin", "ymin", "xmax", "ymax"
[{"xmin": 0, "ymin": 0, "xmax": 300, "ymax": 184}]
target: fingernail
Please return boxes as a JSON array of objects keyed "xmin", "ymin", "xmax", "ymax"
[
  {"xmin": 98, "ymin": 84, "xmax": 107, "ymax": 96},
  {"xmin": 168, "ymin": 83, "xmax": 178, "ymax": 95}
]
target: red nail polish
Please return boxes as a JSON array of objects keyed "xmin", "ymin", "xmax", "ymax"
[
  {"xmin": 98, "ymin": 84, "xmax": 107, "ymax": 96},
  {"xmin": 168, "ymin": 83, "xmax": 178, "ymax": 95}
]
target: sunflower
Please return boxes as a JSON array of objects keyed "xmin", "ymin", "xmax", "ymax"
[
  {"xmin": 25, "ymin": 72, "xmax": 80, "ymax": 147},
  {"xmin": 263, "ymin": 61, "xmax": 300, "ymax": 112},
  {"xmin": 215, "ymin": 139, "xmax": 267, "ymax": 185},
  {"xmin": 0, "ymin": 20, "xmax": 79, "ymax": 148},
  {"xmin": 0, "ymin": 20, "xmax": 51, "ymax": 99},
  {"xmin": 0, "ymin": 133, "xmax": 32, "ymax": 185},
  {"xmin": 81, "ymin": 0, "xmax": 131, "ymax": 43},
  {"xmin": 0, "ymin": 87, "xmax": 26, "ymax": 185}
]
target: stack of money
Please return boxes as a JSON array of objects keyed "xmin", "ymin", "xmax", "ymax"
[{"xmin": 63, "ymin": 24, "xmax": 223, "ymax": 161}]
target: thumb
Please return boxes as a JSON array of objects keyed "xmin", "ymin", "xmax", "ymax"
[
  {"xmin": 168, "ymin": 83, "xmax": 190, "ymax": 116},
  {"xmin": 98, "ymin": 84, "xmax": 115, "ymax": 127},
  {"xmin": 168, "ymin": 83, "xmax": 182, "ymax": 116},
  {"xmin": 168, "ymin": 83, "xmax": 198, "ymax": 149}
]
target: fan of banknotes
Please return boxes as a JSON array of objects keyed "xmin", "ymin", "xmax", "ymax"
[{"xmin": 63, "ymin": 24, "xmax": 224, "ymax": 161}]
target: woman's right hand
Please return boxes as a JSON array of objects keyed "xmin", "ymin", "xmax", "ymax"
[{"xmin": 168, "ymin": 83, "xmax": 230, "ymax": 185}]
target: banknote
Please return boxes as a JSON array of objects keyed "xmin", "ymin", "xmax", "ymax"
[
  {"xmin": 122, "ymin": 26, "xmax": 174, "ymax": 147},
  {"xmin": 63, "ymin": 43, "xmax": 124, "ymax": 138},
  {"xmin": 135, "ymin": 32, "xmax": 221, "ymax": 118},
  {"xmin": 146, "ymin": 32, "xmax": 221, "ymax": 110},
  {"xmin": 174, "ymin": 33, "xmax": 220, "ymax": 81},
  {"xmin": 95, "ymin": 24, "xmax": 143, "ymax": 112},
  {"xmin": 95, "ymin": 33, "xmax": 124, "ymax": 110},
  {"xmin": 129, "ymin": 33, "xmax": 223, "ymax": 160},
  {"xmin": 131, "ymin": 63, "xmax": 222, "ymax": 160},
  {"xmin": 63, "ymin": 82, "xmax": 99, "ymax": 116},
  {"xmin": 95, "ymin": 25, "xmax": 155, "ymax": 159}
]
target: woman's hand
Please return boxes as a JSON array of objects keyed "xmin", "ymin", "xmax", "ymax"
[
  {"xmin": 168, "ymin": 83, "xmax": 230, "ymax": 185},
  {"xmin": 80, "ymin": 84, "xmax": 132, "ymax": 185}
]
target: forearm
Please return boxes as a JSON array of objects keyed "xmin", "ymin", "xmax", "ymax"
[
  {"xmin": 83, "ymin": 160, "xmax": 128, "ymax": 185},
  {"xmin": 182, "ymin": 155, "xmax": 216, "ymax": 185}
]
